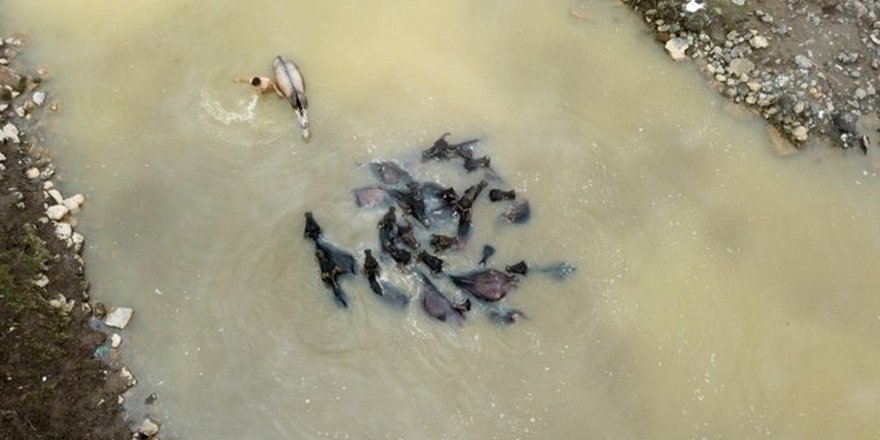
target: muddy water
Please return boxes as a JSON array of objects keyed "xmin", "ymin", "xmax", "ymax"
[{"xmin": 7, "ymin": 1, "xmax": 880, "ymax": 438}]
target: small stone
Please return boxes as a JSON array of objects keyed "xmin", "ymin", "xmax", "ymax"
[
  {"xmin": 855, "ymin": 88, "xmax": 867, "ymax": 99},
  {"xmin": 33, "ymin": 274, "xmax": 49, "ymax": 288},
  {"xmin": 794, "ymin": 102, "xmax": 805, "ymax": 114},
  {"xmin": 794, "ymin": 55, "xmax": 813, "ymax": 69},
  {"xmin": 792, "ymin": 126, "xmax": 809, "ymax": 142},
  {"xmin": 46, "ymin": 204, "xmax": 68, "ymax": 220},
  {"xmin": 63, "ymin": 193, "xmax": 85, "ymax": 212},
  {"xmin": 837, "ymin": 51, "xmax": 859, "ymax": 64},
  {"xmin": 137, "ymin": 418, "xmax": 159, "ymax": 437},
  {"xmin": 48, "ymin": 294, "xmax": 75, "ymax": 314},
  {"xmin": 93, "ymin": 302, "xmax": 107, "ymax": 318},
  {"xmin": 47, "ymin": 189, "xmax": 63, "ymax": 204},
  {"xmin": 62, "ymin": 197, "xmax": 81, "ymax": 214},
  {"xmin": 145, "ymin": 393, "xmax": 158, "ymax": 405},
  {"xmin": 749, "ymin": 36, "xmax": 768, "ymax": 49},
  {"xmin": 55, "ymin": 222, "xmax": 72, "ymax": 240},
  {"xmin": 40, "ymin": 166, "xmax": 54, "ymax": 180},
  {"xmin": 0, "ymin": 152, "xmax": 5, "ymax": 162},
  {"xmin": 728, "ymin": 58, "xmax": 755, "ymax": 77},
  {"xmin": 104, "ymin": 307, "xmax": 134, "ymax": 329},
  {"xmin": 25, "ymin": 167, "xmax": 39, "ymax": 179},
  {"xmin": 110, "ymin": 333, "xmax": 122, "ymax": 348},
  {"xmin": 32, "ymin": 91, "xmax": 45, "ymax": 106},
  {"xmin": 665, "ymin": 38, "xmax": 690, "ymax": 61},
  {"xmin": 120, "ymin": 366, "xmax": 137, "ymax": 387},
  {"xmin": 731, "ymin": 0, "xmax": 745, "ymax": 6},
  {"xmin": 72, "ymin": 232, "xmax": 84, "ymax": 246},
  {"xmin": 834, "ymin": 111, "xmax": 859, "ymax": 134},
  {"xmin": 2, "ymin": 123, "xmax": 20, "ymax": 143},
  {"xmin": 747, "ymin": 81, "xmax": 762, "ymax": 92}
]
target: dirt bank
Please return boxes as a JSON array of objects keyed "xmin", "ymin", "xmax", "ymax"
[
  {"xmin": 0, "ymin": 36, "xmax": 146, "ymax": 440},
  {"xmin": 619, "ymin": 0, "xmax": 880, "ymax": 156}
]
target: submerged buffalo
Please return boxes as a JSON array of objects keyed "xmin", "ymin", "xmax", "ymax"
[
  {"xmin": 363, "ymin": 249, "xmax": 409, "ymax": 308},
  {"xmin": 505, "ymin": 261, "xmax": 577, "ymax": 280},
  {"xmin": 478, "ymin": 245, "xmax": 496, "ymax": 266},
  {"xmin": 502, "ymin": 199, "xmax": 531, "ymax": 224},
  {"xmin": 417, "ymin": 250, "xmax": 444, "ymax": 275},
  {"xmin": 450, "ymin": 268, "xmax": 518, "ymax": 302},
  {"xmin": 417, "ymin": 272, "xmax": 470, "ymax": 324},
  {"xmin": 421, "ymin": 133, "xmax": 479, "ymax": 162},
  {"xmin": 370, "ymin": 161, "xmax": 412, "ymax": 186},
  {"xmin": 304, "ymin": 212, "xmax": 356, "ymax": 307},
  {"xmin": 488, "ymin": 189, "xmax": 516, "ymax": 202},
  {"xmin": 353, "ymin": 186, "xmax": 391, "ymax": 208},
  {"xmin": 378, "ymin": 207, "xmax": 412, "ymax": 265}
]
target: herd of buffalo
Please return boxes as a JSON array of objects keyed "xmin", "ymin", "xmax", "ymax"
[{"xmin": 303, "ymin": 133, "xmax": 575, "ymax": 326}]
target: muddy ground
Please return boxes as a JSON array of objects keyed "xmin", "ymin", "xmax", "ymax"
[{"xmin": 618, "ymin": 0, "xmax": 880, "ymax": 157}]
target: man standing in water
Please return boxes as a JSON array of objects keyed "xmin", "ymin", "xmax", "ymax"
[{"xmin": 233, "ymin": 76, "xmax": 282, "ymax": 96}]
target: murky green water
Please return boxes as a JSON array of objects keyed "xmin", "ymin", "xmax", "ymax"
[{"xmin": 6, "ymin": 1, "xmax": 880, "ymax": 438}]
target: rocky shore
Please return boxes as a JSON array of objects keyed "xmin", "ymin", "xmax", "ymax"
[
  {"xmin": 0, "ymin": 37, "xmax": 160, "ymax": 439},
  {"xmin": 621, "ymin": 0, "xmax": 880, "ymax": 156}
]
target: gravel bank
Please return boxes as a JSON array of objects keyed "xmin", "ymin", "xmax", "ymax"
[{"xmin": 621, "ymin": 0, "xmax": 880, "ymax": 156}]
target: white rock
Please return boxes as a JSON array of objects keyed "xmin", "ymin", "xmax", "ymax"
[
  {"xmin": 1, "ymin": 123, "xmax": 19, "ymax": 143},
  {"xmin": 665, "ymin": 38, "xmax": 690, "ymax": 61},
  {"xmin": 110, "ymin": 333, "xmax": 122, "ymax": 348},
  {"xmin": 48, "ymin": 294, "xmax": 64, "ymax": 308},
  {"xmin": 104, "ymin": 307, "xmax": 134, "ymax": 329},
  {"xmin": 43, "ymin": 180, "xmax": 54, "ymax": 190},
  {"xmin": 728, "ymin": 58, "xmax": 755, "ymax": 77},
  {"xmin": 683, "ymin": 0, "xmax": 704, "ymax": 13},
  {"xmin": 731, "ymin": 0, "xmax": 745, "ymax": 5},
  {"xmin": 46, "ymin": 204, "xmax": 69, "ymax": 220},
  {"xmin": 120, "ymin": 366, "xmax": 137, "ymax": 386},
  {"xmin": 138, "ymin": 418, "xmax": 159, "ymax": 437},
  {"xmin": 32, "ymin": 91, "xmax": 45, "ymax": 106},
  {"xmin": 795, "ymin": 55, "xmax": 813, "ymax": 69},
  {"xmin": 48, "ymin": 294, "xmax": 75, "ymax": 314},
  {"xmin": 72, "ymin": 232, "xmax": 84, "ymax": 246},
  {"xmin": 25, "ymin": 167, "xmax": 40, "ymax": 179},
  {"xmin": 68, "ymin": 193, "xmax": 85, "ymax": 205},
  {"xmin": 63, "ymin": 194, "xmax": 85, "ymax": 213},
  {"xmin": 62, "ymin": 197, "xmax": 81, "ymax": 214},
  {"xmin": 47, "ymin": 189, "xmax": 64, "ymax": 204},
  {"xmin": 792, "ymin": 126, "xmax": 809, "ymax": 142},
  {"xmin": 0, "ymin": 152, "xmax": 5, "ymax": 161},
  {"xmin": 749, "ymin": 36, "xmax": 768, "ymax": 49},
  {"xmin": 55, "ymin": 222, "xmax": 72, "ymax": 240},
  {"xmin": 33, "ymin": 274, "xmax": 49, "ymax": 288}
]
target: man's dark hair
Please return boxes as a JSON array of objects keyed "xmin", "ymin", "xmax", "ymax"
[{"xmin": 250, "ymin": 77, "xmax": 261, "ymax": 86}]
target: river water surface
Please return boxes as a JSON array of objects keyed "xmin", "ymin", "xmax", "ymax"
[{"xmin": 6, "ymin": 1, "xmax": 880, "ymax": 438}]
